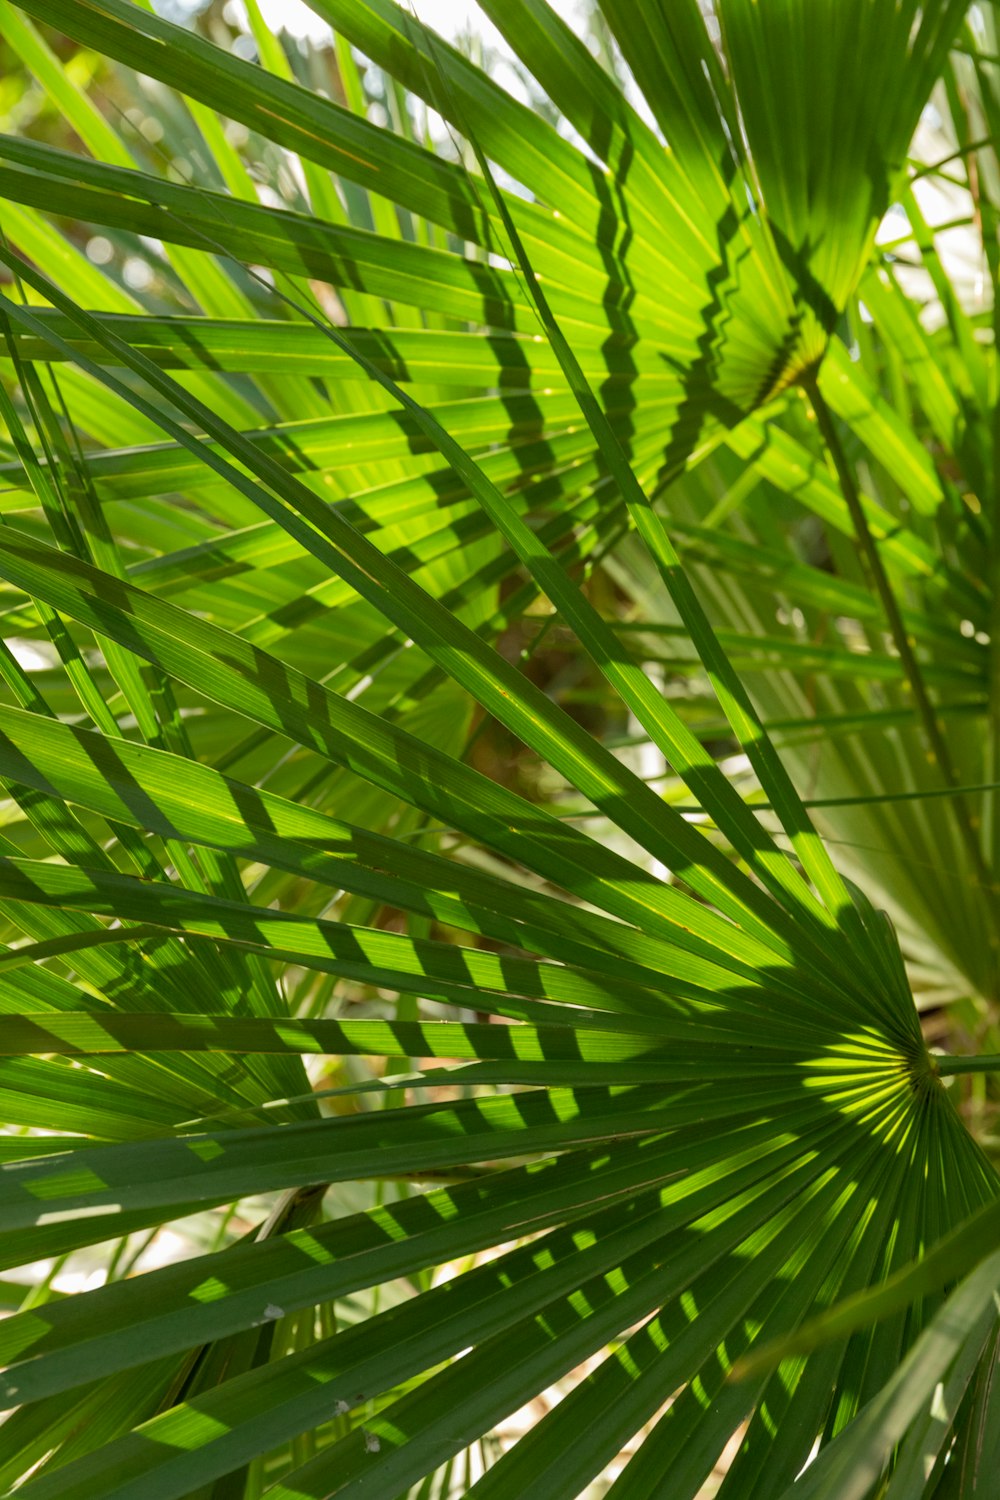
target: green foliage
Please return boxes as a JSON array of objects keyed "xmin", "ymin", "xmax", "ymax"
[{"xmin": 0, "ymin": 1, "xmax": 998, "ymax": 1495}]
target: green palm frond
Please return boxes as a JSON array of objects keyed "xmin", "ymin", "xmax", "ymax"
[{"xmin": 0, "ymin": 2, "xmax": 997, "ymax": 1496}]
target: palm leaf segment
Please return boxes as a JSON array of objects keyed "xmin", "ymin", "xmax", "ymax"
[{"xmin": 0, "ymin": 1, "xmax": 994, "ymax": 1496}]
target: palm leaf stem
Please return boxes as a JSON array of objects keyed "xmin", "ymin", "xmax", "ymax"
[
  {"xmin": 806, "ymin": 373, "xmax": 994, "ymax": 902},
  {"xmin": 936, "ymin": 1054, "xmax": 1000, "ymax": 1076}
]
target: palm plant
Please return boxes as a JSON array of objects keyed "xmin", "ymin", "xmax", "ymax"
[{"xmin": 0, "ymin": 1, "xmax": 999, "ymax": 1495}]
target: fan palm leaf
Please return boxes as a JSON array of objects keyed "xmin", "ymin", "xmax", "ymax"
[{"xmin": 0, "ymin": 2, "xmax": 996, "ymax": 1496}]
